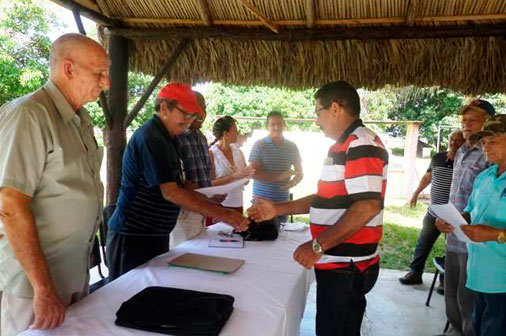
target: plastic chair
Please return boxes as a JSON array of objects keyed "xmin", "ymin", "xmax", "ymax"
[
  {"xmin": 425, "ymin": 256, "xmax": 450, "ymax": 333},
  {"xmin": 89, "ymin": 204, "xmax": 116, "ymax": 293}
]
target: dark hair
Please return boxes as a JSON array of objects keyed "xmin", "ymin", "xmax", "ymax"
[
  {"xmin": 266, "ymin": 111, "xmax": 286, "ymax": 126},
  {"xmin": 212, "ymin": 116, "xmax": 237, "ymax": 141},
  {"xmin": 154, "ymin": 98, "xmax": 177, "ymax": 112},
  {"xmin": 314, "ymin": 81, "xmax": 361, "ymax": 117}
]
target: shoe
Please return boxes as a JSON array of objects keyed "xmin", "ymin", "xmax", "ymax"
[
  {"xmin": 399, "ymin": 271, "xmax": 423, "ymax": 285},
  {"xmin": 437, "ymin": 282, "xmax": 444, "ymax": 295}
]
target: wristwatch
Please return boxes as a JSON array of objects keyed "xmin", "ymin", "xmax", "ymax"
[
  {"xmin": 312, "ymin": 238, "xmax": 323, "ymax": 254},
  {"xmin": 498, "ymin": 231, "xmax": 506, "ymax": 244}
]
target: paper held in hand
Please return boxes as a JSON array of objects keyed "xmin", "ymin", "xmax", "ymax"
[
  {"xmin": 196, "ymin": 178, "xmax": 249, "ymax": 198},
  {"xmin": 429, "ymin": 203, "xmax": 479, "ymax": 244}
]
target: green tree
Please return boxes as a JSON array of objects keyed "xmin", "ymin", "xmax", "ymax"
[
  {"xmin": 205, "ymin": 83, "xmax": 317, "ymax": 134},
  {"xmin": 0, "ymin": 0, "xmax": 63, "ymax": 106}
]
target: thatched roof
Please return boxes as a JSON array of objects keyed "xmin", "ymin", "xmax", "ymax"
[{"xmin": 52, "ymin": 0, "xmax": 506, "ymax": 94}]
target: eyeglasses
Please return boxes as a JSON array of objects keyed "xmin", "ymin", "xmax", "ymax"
[
  {"xmin": 315, "ymin": 105, "xmax": 330, "ymax": 117},
  {"xmin": 172, "ymin": 104, "xmax": 197, "ymax": 121}
]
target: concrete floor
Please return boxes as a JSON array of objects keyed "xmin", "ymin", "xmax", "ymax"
[{"xmin": 299, "ymin": 268, "xmax": 447, "ymax": 336}]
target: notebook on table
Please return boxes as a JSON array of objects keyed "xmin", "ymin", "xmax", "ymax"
[{"xmin": 167, "ymin": 253, "xmax": 245, "ymax": 274}]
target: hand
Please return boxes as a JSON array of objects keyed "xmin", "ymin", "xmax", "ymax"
[
  {"xmin": 232, "ymin": 167, "xmax": 256, "ymax": 180},
  {"xmin": 222, "ymin": 209, "xmax": 249, "ymax": 232},
  {"xmin": 279, "ymin": 170, "xmax": 295, "ymax": 181},
  {"xmin": 293, "ymin": 240, "xmax": 322, "ymax": 269},
  {"xmin": 409, "ymin": 195, "xmax": 418, "ymax": 207},
  {"xmin": 208, "ymin": 193, "xmax": 227, "ymax": 204},
  {"xmin": 183, "ymin": 180, "xmax": 197, "ymax": 190},
  {"xmin": 247, "ymin": 198, "xmax": 277, "ymax": 222},
  {"xmin": 461, "ymin": 224, "xmax": 499, "ymax": 242},
  {"xmin": 30, "ymin": 288, "xmax": 66, "ymax": 330},
  {"xmin": 435, "ymin": 218, "xmax": 454, "ymax": 233}
]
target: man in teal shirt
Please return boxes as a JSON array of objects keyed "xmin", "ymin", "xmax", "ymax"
[{"xmin": 455, "ymin": 115, "xmax": 506, "ymax": 336}]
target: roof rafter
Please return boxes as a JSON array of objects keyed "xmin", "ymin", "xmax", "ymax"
[
  {"xmin": 236, "ymin": 0, "xmax": 279, "ymax": 33},
  {"xmin": 405, "ymin": 0, "xmax": 422, "ymax": 25},
  {"xmin": 196, "ymin": 0, "xmax": 213, "ymax": 27},
  {"xmin": 305, "ymin": 0, "xmax": 315, "ymax": 28},
  {"xmin": 50, "ymin": 0, "xmax": 120, "ymax": 26}
]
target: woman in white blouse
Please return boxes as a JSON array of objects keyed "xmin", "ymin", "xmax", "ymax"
[{"xmin": 209, "ymin": 116, "xmax": 254, "ymax": 215}]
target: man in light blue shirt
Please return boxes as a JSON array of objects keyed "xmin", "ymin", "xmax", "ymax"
[
  {"xmin": 438, "ymin": 114, "xmax": 506, "ymax": 336},
  {"xmin": 461, "ymin": 115, "xmax": 506, "ymax": 336}
]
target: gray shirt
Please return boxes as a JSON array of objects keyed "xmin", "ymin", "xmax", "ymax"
[
  {"xmin": 447, "ymin": 142, "xmax": 488, "ymax": 254},
  {"xmin": 0, "ymin": 80, "xmax": 103, "ymax": 297}
]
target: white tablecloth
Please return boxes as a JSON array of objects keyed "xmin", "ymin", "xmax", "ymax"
[{"xmin": 20, "ymin": 223, "xmax": 313, "ymax": 336}]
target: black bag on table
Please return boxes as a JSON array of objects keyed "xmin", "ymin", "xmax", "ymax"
[
  {"xmin": 115, "ymin": 286, "xmax": 234, "ymax": 336},
  {"xmin": 237, "ymin": 218, "xmax": 280, "ymax": 241}
]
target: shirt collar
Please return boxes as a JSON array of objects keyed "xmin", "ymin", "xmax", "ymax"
[
  {"xmin": 337, "ymin": 118, "xmax": 364, "ymax": 144},
  {"xmin": 153, "ymin": 114, "xmax": 173, "ymax": 140},
  {"xmin": 43, "ymin": 80, "xmax": 77, "ymax": 124},
  {"xmin": 265, "ymin": 135, "xmax": 284, "ymax": 144}
]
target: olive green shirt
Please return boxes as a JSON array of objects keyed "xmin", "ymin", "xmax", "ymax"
[{"xmin": 0, "ymin": 81, "xmax": 104, "ymax": 298}]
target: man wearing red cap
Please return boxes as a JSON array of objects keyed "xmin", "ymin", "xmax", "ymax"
[{"xmin": 106, "ymin": 83, "xmax": 249, "ymax": 280}]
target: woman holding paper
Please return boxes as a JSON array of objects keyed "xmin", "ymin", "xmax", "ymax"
[
  {"xmin": 209, "ymin": 116, "xmax": 254, "ymax": 216},
  {"xmin": 436, "ymin": 115, "xmax": 506, "ymax": 336}
]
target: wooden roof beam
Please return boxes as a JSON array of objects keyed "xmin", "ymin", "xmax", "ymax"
[
  {"xmin": 117, "ymin": 13, "xmax": 506, "ymax": 26},
  {"xmin": 106, "ymin": 23, "xmax": 506, "ymax": 41},
  {"xmin": 196, "ymin": 0, "xmax": 213, "ymax": 26},
  {"xmin": 49, "ymin": 0, "xmax": 120, "ymax": 27},
  {"xmin": 236, "ymin": 0, "xmax": 279, "ymax": 33},
  {"xmin": 306, "ymin": 0, "xmax": 315, "ymax": 28}
]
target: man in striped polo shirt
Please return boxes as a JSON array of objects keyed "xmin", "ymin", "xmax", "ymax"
[
  {"xmin": 249, "ymin": 81, "xmax": 388, "ymax": 336},
  {"xmin": 249, "ymin": 111, "xmax": 303, "ymax": 222},
  {"xmin": 399, "ymin": 130, "xmax": 464, "ymax": 289}
]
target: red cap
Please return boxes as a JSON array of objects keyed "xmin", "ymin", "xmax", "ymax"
[{"xmin": 156, "ymin": 83, "xmax": 203, "ymax": 116}]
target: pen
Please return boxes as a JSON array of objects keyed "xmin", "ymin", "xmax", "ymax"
[{"xmin": 219, "ymin": 239, "xmax": 240, "ymax": 243}]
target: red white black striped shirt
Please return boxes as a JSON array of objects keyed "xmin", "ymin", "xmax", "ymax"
[{"xmin": 310, "ymin": 119, "xmax": 388, "ymax": 271}]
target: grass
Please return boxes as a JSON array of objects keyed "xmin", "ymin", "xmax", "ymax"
[{"xmin": 380, "ymin": 221, "xmax": 445, "ymax": 273}]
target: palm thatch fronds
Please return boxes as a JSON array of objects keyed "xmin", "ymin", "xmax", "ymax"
[{"xmin": 56, "ymin": 0, "xmax": 506, "ymax": 94}]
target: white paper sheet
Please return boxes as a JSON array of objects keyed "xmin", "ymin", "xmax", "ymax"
[
  {"xmin": 429, "ymin": 203, "xmax": 476, "ymax": 244},
  {"xmin": 196, "ymin": 178, "xmax": 249, "ymax": 197},
  {"xmin": 282, "ymin": 222, "xmax": 309, "ymax": 232}
]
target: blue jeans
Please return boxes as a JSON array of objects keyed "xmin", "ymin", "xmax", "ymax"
[
  {"xmin": 409, "ymin": 211, "xmax": 441, "ymax": 274},
  {"xmin": 473, "ymin": 291, "xmax": 506, "ymax": 336}
]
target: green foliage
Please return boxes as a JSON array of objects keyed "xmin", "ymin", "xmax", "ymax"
[
  {"xmin": 0, "ymin": 0, "xmax": 62, "ymax": 106},
  {"xmin": 85, "ymin": 72, "xmax": 163, "ymax": 130},
  {"xmin": 380, "ymin": 222, "xmax": 446, "ymax": 273},
  {"xmin": 391, "ymin": 147, "xmax": 404, "ymax": 156},
  {"xmin": 205, "ymin": 83, "xmax": 317, "ymax": 134}
]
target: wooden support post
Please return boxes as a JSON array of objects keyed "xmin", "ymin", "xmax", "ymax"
[
  {"xmin": 106, "ymin": 35, "xmax": 129, "ymax": 205},
  {"xmin": 404, "ymin": 122, "xmax": 420, "ymax": 200}
]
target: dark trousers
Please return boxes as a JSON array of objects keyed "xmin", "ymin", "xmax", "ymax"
[
  {"xmin": 106, "ymin": 231, "xmax": 169, "ymax": 281},
  {"xmin": 473, "ymin": 291, "xmax": 506, "ymax": 336},
  {"xmin": 315, "ymin": 263, "xmax": 379, "ymax": 336},
  {"xmin": 409, "ymin": 212, "xmax": 442, "ymax": 275}
]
